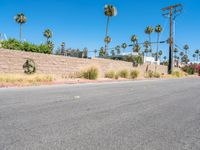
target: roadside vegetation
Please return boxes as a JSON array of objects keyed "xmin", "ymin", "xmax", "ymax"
[{"xmin": 0, "ymin": 74, "xmax": 54, "ymax": 86}]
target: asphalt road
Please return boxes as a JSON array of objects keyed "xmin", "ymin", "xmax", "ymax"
[{"xmin": 0, "ymin": 78, "xmax": 200, "ymax": 150}]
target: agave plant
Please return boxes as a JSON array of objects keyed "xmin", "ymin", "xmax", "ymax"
[
  {"xmin": 155, "ymin": 25, "xmax": 163, "ymax": 61},
  {"xmin": 43, "ymin": 29, "xmax": 52, "ymax": 43},
  {"xmin": 14, "ymin": 13, "xmax": 27, "ymax": 41},
  {"xmin": 104, "ymin": 4, "xmax": 117, "ymax": 52}
]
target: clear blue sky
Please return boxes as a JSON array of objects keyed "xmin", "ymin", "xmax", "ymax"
[{"xmin": 0, "ymin": 0, "xmax": 200, "ymax": 59}]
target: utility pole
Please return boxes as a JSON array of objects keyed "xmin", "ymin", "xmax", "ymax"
[{"xmin": 162, "ymin": 4, "xmax": 182, "ymax": 74}]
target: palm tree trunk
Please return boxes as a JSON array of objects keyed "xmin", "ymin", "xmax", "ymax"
[
  {"xmin": 149, "ymin": 34, "xmax": 152, "ymax": 56},
  {"xmin": 20, "ymin": 23, "xmax": 22, "ymax": 41},
  {"xmin": 105, "ymin": 16, "xmax": 110, "ymax": 53},
  {"xmin": 156, "ymin": 33, "xmax": 160, "ymax": 61}
]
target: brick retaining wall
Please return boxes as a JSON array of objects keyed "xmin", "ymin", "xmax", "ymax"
[{"xmin": 0, "ymin": 49, "xmax": 168, "ymax": 77}]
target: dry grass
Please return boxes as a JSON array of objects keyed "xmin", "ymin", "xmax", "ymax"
[{"xmin": 0, "ymin": 74, "xmax": 54, "ymax": 86}]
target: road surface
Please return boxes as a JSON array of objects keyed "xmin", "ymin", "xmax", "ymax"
[{"xmin": 0, "ymin": 78, "xmax": 200, "ymax": 150}]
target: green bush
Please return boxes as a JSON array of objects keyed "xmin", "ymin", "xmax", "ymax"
[
  {"xmin": 153, "ymin": 72, "xmax": 160, "ymax": 78},
  {"xmin": 146, "ymin": 70, "xmax": 154, "ymax": 78},
  {"xmin": 105, "ymin": 70, "xmax": 115, "ymax": 79},
  {"xmin": 181, "ymin": 64, "xmax": 196, "ymax": 75},
  {"xmin": 118, "ymin": 69, "xmax": 129, "ymax": 78},
  {"xmin": 130, "ymin": 70, "xmax": 140, "ymax": 79},
  {"xmin": 115, "ymin": 73, "xmax": 119, "ymax": 80},
  {"xmin": 23, "ymin": 59, "xmax": 36, "ymax": 74},
  {"xmin": 1, "ymin": 38, "xmax": 52, "ymax": 54},
  {"xmin": 172, "ymin": 71, "xmax": 181, "ymax": 78},
  {"xmin": 81, "ymin": 66, "xmax": 98, "ymax": 80}
]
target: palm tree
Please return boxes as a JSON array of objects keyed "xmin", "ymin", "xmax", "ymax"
[
  {"xmin": 61, "ymin": 42, "xmax": 65, "ymax": 55},
  {"xmin": 143, "ymin": 41, "xmax": 150, "ymax": 56},
  {"xmin": 115, "ymin": 45, "xmax": 121, "ymax": 55},
  {"xmin": 145, "ymin": 26, "xmax": 154, "ymax": 54},
  {"xmin": 104, "ymin": 36, "xmax": 112, "ymax": 51},
  {"xmin": 94, "ymin": 49, "xmax": 97, "ymax": 57},
  {"xmin": 183, "ymin": 44, "xmax": 189, "ymax": 55},
  {"xmin": 195, "ymin": 49, "xmax": 199, "ymax": 61},
  {"xmin": 155, "ymin": 25, "xmax": 163, "ymax": 61},
  {"xmin": 104, "ymin": 5, "xmax": 117, "ymax": 52},
  {"xmin": 133, "ymin": 44, "xmax": 141, "ymax": 53},
  {"xmin": 192, "ymin": 54, "xmax": 196, "ymax": 61},
  {"xmin": 111, "ymin": 49, "xmax": 115, "ymax": 56},
  {"xmin": 47, "ymin": 41, "xmax": 54, "ymax": 52},
  {"xmin": 158, "ymin": 50, "xmax": 163, "ymax": 59},
  {"xmin": 180, "ymin": 52, "xmax": 184, "ymax": 57},
  {"xmin": 121, "ymin": 43, "xmax": 127, "ymax": 53},
  {"xmin": 174, "ymin": 48, "xmax": 178, "ymax": 60},
  {"xmin": 14, "ymin": 13, "xmax": 27, "ymax": 41},
  {"xmin": 43, "ymin": 29, "xmax": 52, "ymax": 43}
]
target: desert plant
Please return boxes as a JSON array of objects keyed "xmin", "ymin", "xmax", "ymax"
[
  {"xmin": 118, "ymin": 69, "xmax": 129, "ymax": 78},
  {"xmin": 14, "ymin": 13, "xmax": 27, "ymax": 41},
  {"xmin": 81, "ymin": 66, "xmax": 99, "ymax": 80},
  {"xmin": 23, "ymin": 59, "xmax": 36, "ymax": 74},
  {"xmin": 130, "ymin": 70, "xmax": 140, "ymax": 79},
  {"xmin": 1, "ymin": 39, "xmax": 52, "ymax": 54},
  {"xmin": 43, "ymin": 29, "xmax": 52, "ymax": 43},
  {"xmin": 145, "ymin": 26, "xmax": 154, "ymax": 54},
  {"xmin": 105, "ymin": 70, "xmax": 115, "ymax": 79},
  {"xmin": 153, "ymin": 72, "xmax": 160, "ymax": 78},
  {"xmin": 146, "ymin": 70, "xmax": 154, "ymax": 78},
  {"xmin": 172, "ymin": 71, "xmax": 182, "ymax": 77},
  {"xmin": 155, "ymin": 25, "xmax": 163, "ymax": 61},
  {"xmin": 104, "ymin": 4, "xmax": 117, "ymax": 52}
]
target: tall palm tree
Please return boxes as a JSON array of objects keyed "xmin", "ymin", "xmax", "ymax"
[
  {"xmin": 104, "ymin": 5, "xmax": 117, "ymax": 52},
  {"xmin": 14, "ymin": 13, "xmax": 27, "ymax": 41},
  {"xmin": 104, "ymin": 36, "xmax": 111, "ymax": 51},
  {"xmin": 174, "ymin": 48, "xmax": 178, "ymax": 61},
  {"xmin": 192, "ymin": 54, "xmax": 196, "ymax": 61},
  {"xmin": 155, "ymin": 25, "xmax": 163, "ymax": 61},
  {"xmin": 133, "ymin": 44, "xmax": 141, "ymax": 53},
  {"xmin": 121, "ymin": 43, "xmax": 127, "ymax": 54},
  {"xmin": 195, "ymin": 49, "xmax": 199, "ymax": 61},
  {"xmin": 94, "ymin": 49, "xmax": 97, "ymax": 57},
  {"xmin": 115, "ymin": 45, "xmax": 121, "ymax": 55},
  {"xmin": 131, "ymin": 34, "xmax": 138, "ymax": 52},
  {"xmin": 143, "ymin": 41, "xmax": 150, "ymax": 56},
  {"xmin": 163, "ymin": 56, "xmax": 167, "ymax": 61},
  {"xmin": 61, "ymin": 42, "xmax": 65, "ymax": 55},
  {"xmin": 43, "ymin": 29, "xmax": 52, "ymax": 43},
  {"xmin": 183, "ymin": 44, "xmax": 189, "ymax": 55},
  {"xmin": 145, "ymin": 26, "xmax": 154, "ymax": 55}
]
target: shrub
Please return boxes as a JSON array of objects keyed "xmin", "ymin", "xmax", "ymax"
[
  {"xmin": 130, "ymin": 70, "xmax": 140, "ymax": 79},
  {"xmin": 1, "ymin": 38, "xmax": 52, "ymax": 54},
  {"xmin": 145, "ymin": 70, "xmax": 154, "ymax": 78},
  {"xmin": 123, "ymin": 55, "xmax": 143, "ymax": 66},
  {"xmin": 118, "ymin": 69, "xmax": 129, "ymax": 78},
  {"xmin": 181, "ymin": 64, "xmax": 196, "ymax": 75},
  {"xmin": 153, "ymin": 72, "xmax": 160, "ymax": 78},
  {"xmin": 115, "ymin": 73, "xmax": 119, "ymax": 80},
  {"xmin": 172, "ymin": 71, "xmax": 182, "ymax": 78},
  {"xmin": 0, "ymin": 74, "xmax": 54, "ymax": 86},
  {"xmin": 196, "ymin": 65, "xmax": 200, "ymax": 76},
  {"xmin": 81, "ymin": 66, "xmax": 98, "ymax": 80},
  {"xmin": 23, "ymin": 59, "xmax": 36, "ymax": 74},
  {"xmin": 105, "ymin": 70, "xmax": 115, "ymax": 79}
]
